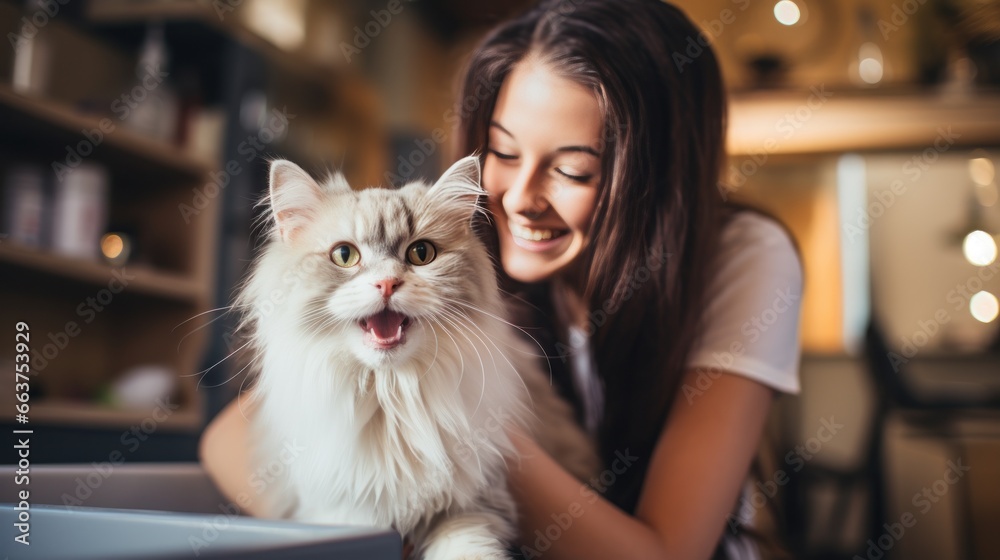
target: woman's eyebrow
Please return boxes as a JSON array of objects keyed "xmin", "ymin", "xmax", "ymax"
[
  {"xmin": 490, "ymin": 121, "xmax": 514, "ymax": 137},
  {"xmin": 489, "ymin": 121, "xmax": 600, "ymax": 157},
  {"xmin": 555, "ymin": 145, "xmax": 600, "ymax": 157}
]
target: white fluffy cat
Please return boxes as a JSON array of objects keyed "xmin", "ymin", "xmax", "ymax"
[{"xmin": 237, "ymin": 156, "xmax": 597, "ymax": 559}]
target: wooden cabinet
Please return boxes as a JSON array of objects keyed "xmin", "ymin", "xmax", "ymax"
[{"xmin": 0, "ymin": 83, "xmax": 216, "ymax": 431}]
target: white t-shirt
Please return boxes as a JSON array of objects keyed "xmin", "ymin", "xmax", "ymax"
[
  {"xmin": 560, "ymin": 211, "xmax": 803, "ymax": 560},
  {"xmin": 563, "ymin": 210, "xmax": 803, "ymax": 434},
  {"xmin": 685, "ymin": 210, "xmax": 803, "ymax": 394}
]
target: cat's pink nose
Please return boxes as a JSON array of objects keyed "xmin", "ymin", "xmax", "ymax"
[{"xmin": 373, "ymin": 277, "xmax": 403, "ymax": 298}]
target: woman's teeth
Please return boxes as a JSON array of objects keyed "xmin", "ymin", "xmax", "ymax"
[{"xmin": 510, "ymin": 221, "xmax": 564, "ymax": 241}]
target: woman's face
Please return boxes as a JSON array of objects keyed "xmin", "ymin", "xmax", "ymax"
[{"xmin": 483, "ymin": 60, "xmax": 603, "ymax": 284}]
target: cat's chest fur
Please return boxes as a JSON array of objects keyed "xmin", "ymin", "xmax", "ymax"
[{"xmin": 250, "ymin": 321, "xmax": 522, "ymax": 534}]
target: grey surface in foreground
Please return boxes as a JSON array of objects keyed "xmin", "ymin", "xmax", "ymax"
[
  {"xmin": 0, "ymin": 463, "xmax": 230, "ymax": 514},
  {"xmin": 0, "ymin": 463, "xmax": 401, "ymax": 559},
  {"xmin": 0, "ymin": 504, "xmax": 401, "ymax": 559}
]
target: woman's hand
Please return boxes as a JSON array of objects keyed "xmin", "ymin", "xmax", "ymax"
[
  {"xmin": 504, "ymin": 422, "xmax": 669, "ymax": 559},
  {"xmin": 198, "ymin": 396, "xmax": 267, "ymax": 517},
  {"xmin": 502, "ymin": 370, "xmax": 774, "ymax": 560}
]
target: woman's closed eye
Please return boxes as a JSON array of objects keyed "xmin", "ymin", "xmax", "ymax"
[
  {"xmin": 489, "ymin": 149, "xmax": 593, "ymax": 183},
  {"xmin": 555, "ymin": 168, "xmax": 593, "ymax": 183},
  {"xmin": 488, "ymin": 148, "xmax": 518, "ymax": 160}
]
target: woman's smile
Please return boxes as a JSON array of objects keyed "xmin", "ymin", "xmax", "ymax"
[{"xmin": 508, "ymin": 219, "xmax": 572, "ymax": 251}]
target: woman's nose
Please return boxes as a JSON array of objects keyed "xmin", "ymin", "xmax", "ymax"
[{"xmin": 503, "ymin": 164, "xmax": 549, "ymax": 218}]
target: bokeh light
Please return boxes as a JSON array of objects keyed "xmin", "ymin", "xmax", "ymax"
[
  {"xmin": 970, "ymin": 291, "xmax": 999, "ymax": 323},
  {"xmin": 963, "ymin": 230, "xmax": 998, "ymax": 266},
  {"xmin": 773, "ymin": 1, "xmax": 801, "ymax": 26},
  {"xmin": 969, "ymin": 157, "xmax": 995, "ymax": 186},
  {"xmin": 859, "ymin": 58, "xmax": 883, "ymax": 84},
  {"xmin": 101, "ymin": 233, "xmax": 124, "ymax": 259}
]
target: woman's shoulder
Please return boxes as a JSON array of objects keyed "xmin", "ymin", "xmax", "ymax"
[
  {"xmin": 716, "ymin": 209, "xmax": 802, "ymax": 275},
  {"xmin": 686, "ymin": 208, "xmax": 803, "ymax": 394}
]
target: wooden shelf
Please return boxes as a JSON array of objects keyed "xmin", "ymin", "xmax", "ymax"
[
  {"xmin": 85, "ymin": 0, "xmax": 343, "ymax": 95},
  {"xmin": 0, "ymin": 83, "xmax": 210, "ymax": 183},
  {"xmin": 727, "ymin": 88, "xmax": 1000, "ymax": 156},
  {"xmin": 1, "ymin": 398, "xmax": 201, "ymax": 432},
  {"xmin": 0, "ymin": 243, "xmax": 208, "ymax": 304}
]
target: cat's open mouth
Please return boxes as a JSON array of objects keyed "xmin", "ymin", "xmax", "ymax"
[{"xmin": 359, "ymin": 309, "xmax": 412, "ymax": 350}]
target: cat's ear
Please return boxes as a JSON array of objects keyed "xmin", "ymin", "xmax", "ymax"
[
  {"xmin": 428, "ymin": 155, "xmax": 486, "ymax": 222},
  {"xmin": 325, "ymin": 171, "xmax": 352, "ymax": 193},
  {"xmin": 269, "ymin": 159, "xmax": 324, "ymax": 244}
]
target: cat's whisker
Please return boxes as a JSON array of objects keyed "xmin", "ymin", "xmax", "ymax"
[
  {"xmin": 173, "ymin": 305, "xmax": 236, "ymax": 353},
  {"xmin": 442, "ymin": 308, "xmax": 537, "ymax": 423},
  {"xmin": 299, "ymin": 317, "xmax": 337, "ymax": 339},
  {"xmin": 437, "ymin": 313, "xmax": 485, "ymax": 377},
  {"xmin": 441, "ymin": 300, "xmax": 528, "ymax": 335},
  {"xmin": 294, "ymin": 306, "xmax": 336, "ymax": 326},
  {"xmin": 237, "ymin": 387, "xmax": 261, "ymax": 423},
  {"xmin": 439, "ymin": 308, "xmax": 519, "ymax": 403},
  {"xmin": 172, "ymin": 305, "xmax": 234, "ymax": 332},
  {"xmin": 439, "ymin": 297, "xmax": 552, "ymax": 383},
  {"xmin": 441, "ymin": 312, "xmax": 506, "ymax": 422},
  {"xmin": 440, "ymin": 299, "xmax": 554, "ymax": 387},
  {"xmin": 428, "ymin": 316, "xmax": 466, "ymax": 394},
  {"xmin": 438, "ymin": 307, "xmax": 500, "ymax": 376},
  {"xmin": 297, "ymin": 312, "xmax": 353, "ymax": 339},
  {"xmin": 198, "ymin": 355, "xmax": 256, "ymax": 390},
  {"xmin": 494, "ymin": 287, "xmax": 547, "ymax": 314},
  {"xmin": 435, "ymin": 313, "xmax": 486, "ymax": 406},
  {"xmin": 297, "ymin": 314, "xmax": 339, "ymax": 334},
  {"xmin": 439, "ymin": 296, "xmax": 544, "ymax": 351},
  {"xmin": 415, "ymin": 319, "xmax": 442, "ymax": 382},
  {"xmin": 183, "ymin": 340, "xmax": 251, "ymax": 378},
  {"xmin": 440, "ymin": 304, "xmax": 498, "ymax": 345},
  {"xmin": 435, "ymin": 312, "xmax": 490, "ymax": 417},
  {"xmin": 441, "ymin": 304, "xmax": 532, "ymax": 401},
  {"xmin": 237, "ymin": 354, "xmax": 261, "ymax": 390}
]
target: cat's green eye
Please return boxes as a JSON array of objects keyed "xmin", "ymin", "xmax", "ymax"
[
  {"xmin": 330, "ymin": 243, "xmax": 361, "ymax": 268},
  {"xmin": 406, "ymin": 240, "xmax": 436, "ymax": 266}
]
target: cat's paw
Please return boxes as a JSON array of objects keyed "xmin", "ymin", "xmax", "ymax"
[
  {"xmin": 419, "ymin": 510, "xmax": 514, "ymax": 560},
  {"xmin": 423, "ymin": 549, "xmax": 510, "ymax": 560},
  {"xmin": 455, "ymin": 553, "xmax": 510, "ymax": 560},
  {"xmin": 420, "ymin": 536, "xmax": 511, "ymax": 560}
]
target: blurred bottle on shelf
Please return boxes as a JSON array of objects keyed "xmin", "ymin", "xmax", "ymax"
[
  {"xmin": 124, "ymin": 23, "xmax": 179, "ymax": 144},
  {"xmin": 51, "ymin": 162, "xmax": 109, "ymax": 260},
  {"xmin": 2, "ymin": 165, "xmax": 47, "ymax": 247},
  {"xmin": 11, "ymin": 0, "xmax": 54, "ymax": 95}
]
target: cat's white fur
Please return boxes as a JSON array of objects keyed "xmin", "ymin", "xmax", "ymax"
[{"xmin": 237, "ymin": 156, "xmax": 597, "ymax": 559}]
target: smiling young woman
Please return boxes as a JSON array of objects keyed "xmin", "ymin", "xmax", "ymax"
[{"xmin": 455, "ymin": 1, "xmax": 803, "ymax": 558}]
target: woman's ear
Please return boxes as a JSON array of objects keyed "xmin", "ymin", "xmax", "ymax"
[{"xmin": 268, "ymin": 160, "xmax": 323, "ymax": 244}]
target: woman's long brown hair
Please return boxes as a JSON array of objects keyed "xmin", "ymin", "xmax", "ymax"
[{"xmin": 457, "ymin": 0, "xmax": 729, "ymax": 515}]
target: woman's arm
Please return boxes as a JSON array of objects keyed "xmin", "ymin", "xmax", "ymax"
[
  {"xmin": 507, "ymin": 369, "xmax": 774, "ymax": 560},
  {"xmin": 198, "ymin": 396, "xmax": 268, "ymax": 517},
  {"xmin": 200, "ymin": 398, "xmax": 417, "ymax": 558}
]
